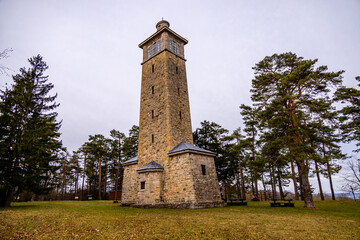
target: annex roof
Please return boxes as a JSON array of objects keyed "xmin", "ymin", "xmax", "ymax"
[
  {"xmin": 168, "ymin": 141, "xmax": 216, "ymax": 156},
  {"xmin": 123, "ymin": 156, "xmax": 138, "ymax": 165},
  {"xmin": 136, "ymin": 160, "xmax": 164, "ymax": 172}
]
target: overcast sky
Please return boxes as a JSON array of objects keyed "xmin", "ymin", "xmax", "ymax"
[{"xmin": 1, "ymin": 0, "xmax": 359, "ymax": 193}]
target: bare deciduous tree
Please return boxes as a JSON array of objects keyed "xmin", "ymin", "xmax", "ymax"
[
  {"xmin": 342, "ymin": 158, "xmax": 360, "ymax": 200},
  {"xmin": 0, "ymin": 48, "xmax": 13, "ymax": 75}
]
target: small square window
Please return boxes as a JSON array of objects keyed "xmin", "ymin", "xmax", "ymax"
[
  {"xmin": 141, "ymin": 181, "xmax": 145, "ymax": 189},
  {"xmin": 201, "ymin": 165, "xmax": 206, "ymax": 175}
]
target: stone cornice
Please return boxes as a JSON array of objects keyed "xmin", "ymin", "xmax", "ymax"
[
  {"xmin": 168, "ymin": 149, "xmax": 216, "ymax": 157},
  {"xmin": 124, "ymin": 161, "xmax": 138, "ymax": 167},
  {"xmin": 141, "ymin": 49, "xmax": 186, "ymax": 65},
  {"xmin": 137, "ymin": 168, "xmax": 164, "ymax": 174}
]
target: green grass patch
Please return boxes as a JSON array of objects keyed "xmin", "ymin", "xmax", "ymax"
[{"xmin": 0, "ymin": 200, "xmax": 359, "ymax": 239}]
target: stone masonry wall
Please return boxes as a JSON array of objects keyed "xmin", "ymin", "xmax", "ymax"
[
  {"xmin": 138, "ymin": 50, "xmax": 193, "ymax": 170},
  {"xmin": 121, "ymin": 163, "xmax": 138, "ymax": 205},
  {"xmin": 137, "ymin": 171, "xmax": 164, "ymax": 204},
  {"xmin": 189, "ymin": 153, "xmax": 223, "ymax": 203},
  {"xmin": 164, "ymin": 152, "xmax": 222, "ymax": 206},
  {"xmin": 165, "ymin": 153, "xmax": 196, "ymax": 203}
]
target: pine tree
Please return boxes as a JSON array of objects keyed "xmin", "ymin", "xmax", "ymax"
[
  {"xmin": 240, "ymin": 104, "xmax": 261, "ymax": 196},
  {"xmin": 335, "ymin": 76, "xmax": 360, "ymax": 152},
  {"xmin": 250, "ymin": 52, "xmax": 344, "ymax": 208},
  {"xmin": 109, "ymin": 129, "xmax": 125, "ymax": 203},
  {"xmin": 193, "ymin": 121, "xmax": 236, "ymax": 192},
  {"xmin": 122, "ymin": 125, "xmax": 139, "ymax": 161},
  {"xmin": 231, "ymin": 128, "xmax": 248, "ymax": 199},
  {"xmin": 82, "ymin": 134, "xmax": 109, "ymax": 200},
  {"xmin": 0, "ymin": 55, "xmax": 62, "ymax": 207}
]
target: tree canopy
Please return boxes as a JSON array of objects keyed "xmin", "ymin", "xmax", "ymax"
[{"xmin": 0, "ymin": 55, "xmax": 62, "ymax": 207}]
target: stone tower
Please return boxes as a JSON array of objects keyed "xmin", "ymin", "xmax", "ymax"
[{"xmin": 121, "ymin": 20, "xmax": 223, "ymax": 208}]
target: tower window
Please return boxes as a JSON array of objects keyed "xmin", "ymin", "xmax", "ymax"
[
  {"xmin": 152, "ymin": 64, "xmax": 154, "ymax": 73},
  {"xmin": 152, "ymin": 134, "xmax": 154, "ymax": 143},
  {"xmin": 179, "ymin": 111, "xmax": 182, "ymax": 120},
  {"xmin": 158, "ymin": 40, "xmax": 161, "ymax": 52},
  {"xmin": 201, "ymin": 165, "xmax": 206, "ymax": 175},
  {"xmin": 176, "ymin": 66, "xmax": 178, "ymax": 74},
  {"xmin": 148, "ymin": 40, "xmax": 161, "ymax": 59},
  {"xmin": 141, "ymin": 181, "xmax": 146, "ymax": 189},
  {"xmin": 152, "ymin": 110, "xmax": 154, "ymax": 118},
  {"xmin": 178, "ymin": 88, "xmax": 180, "ymax": 96},
  {"xmin": 152, "ymin": 86, "xmax": 154, "ymax": 94},
  {"xmin": 169, "ymin": 39, "xmax": 180, "ymax": 55},
  {"xmin": 152, "ymin": 42, "xmax": 157, "ymax": 56}
]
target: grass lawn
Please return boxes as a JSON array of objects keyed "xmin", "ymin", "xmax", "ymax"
[{"xmin": 0, "ymin": 200, "xmax": 359, "ymax": 239}]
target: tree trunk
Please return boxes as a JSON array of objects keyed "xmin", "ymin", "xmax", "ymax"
[
  {"xmin": 114, "ymin": 159, "xmax": 121, "ymax": 202},
  {"xmin": 103, "ymin": 163, "xmax": 108, "ymax": 200},
  {"xmin": 323, "ymin": 143, "xmax": 335, "ymax": 200},
  {"xmin": 350, "ymin": 185, "xmax": 356, "ymax": 201},
  {"xmin": 98, "ymin": 152, "xmax": 102, "ymax": 200},
  {"xmin": 271, "ymin": 164, "xmax": 277, "ymax": 200},
  {"xmin": 235, "ymin": 171, "xmax": 241, "ymax": 199},
  {"xmin": 251, "ymin": 172, "xmax": 255, "ymax": 196},
  {"xmin": 238, "ymin": 155, "xmax": 246, "ymax": 199},
  {"xmin": 314, "ymin": 159, "xmax": 324, "ymax": 200},
  {"xmin": 290, "ymin": 157, "xmax": 299, "ymax": 200},
  {"xmin": 298, "ymin": 175, "xmax": 304, "ymax": 200},
  {"xmin": 251, "ymin": 126, "xmax": 259, "ymax": 197},
  {"xmin": 261, "ymin": 173, "xmax": 267, "ymax": 200},
  {"xmin": 81, "ymin": 156, "xmax": 86, "ymax": 200},
  {"xmin": 290, "ymin": 102, "xmax": 314, "ymax": 207},
  {"xmin": 326, "ymin": 160, "xmax": 335, "ymax": 200},
  {"xmin": 255, "ymin": 178, "xmax": 259, "ymax": 197},
  {"xmin": 277, "ymin": 168, "xmax": 285, "ymax": 200},
  {"xmin": 75, "ymin": 163, "xmax": 79, "ymax": 193},
  {"xmin": 62, "ymin": 160, "xmax": 66, "ymax": 200},
  {"xmin": 0, "ymin": 188, "xmax": 14, "ymax": 207},
  {"xmin": 296, "ymin": 160, "xmax": 314, "ymax": 208}
]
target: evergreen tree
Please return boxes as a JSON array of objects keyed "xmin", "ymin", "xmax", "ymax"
[
  {"xmin": 82, "ymin": 134, "xmax": 110, "ymax": 200},
  {"xmin": 0, "ymin": 55, "xmax": 62, "ymax": 207},
  {"xmin": 122, "ymin": 125, "xmax": 139, "ymax": 161},
  {"xmin": 193, "ymin": 121, "xmax": 236, "ymax": 188},
  {"xmin": 231, "ymin": 127, "xmax": 249, "ymax": 199},
  {"xmin": 239, "ymin": 104, "xmax": 261, "ymax": 196},
  {"xmin": 109, "ymin": 129, "xmax": 125, "ymax": 202},
  {"xmin": 334, "ymin": 76, "xmax": 360, "ymax": 152},
  {"xmin": 250, "ymin": 52, "xmax": 344, "ymax": 208}
]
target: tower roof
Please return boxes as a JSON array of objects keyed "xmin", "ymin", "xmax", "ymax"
[
  {"xmin": 168, "ymin": 141, "xmax": 216, "ymax": 156},
  {"xmin": 156, "ymin": 20, "xmax": 170, "ymax": 31},
  {"xmin": 137, "ymin": 160, "xmax": 164, "ymax": 172},
  {"xmin": 138, "ymin": 21, "xmax": 188, "ymax": 49}
]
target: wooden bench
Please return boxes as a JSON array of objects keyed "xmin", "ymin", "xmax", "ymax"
[
  {"xmin": 270, "ymin": 199, "xmax": 294, "ymax": 207},
  {"xmin": 227, "ymin": 199, "xmax": 247, "ymax": 206}
]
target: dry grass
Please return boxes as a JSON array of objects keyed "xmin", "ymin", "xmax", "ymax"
[{"xmin": 0, "ymin": 200, "xmax": 359, "ymax": 239}]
